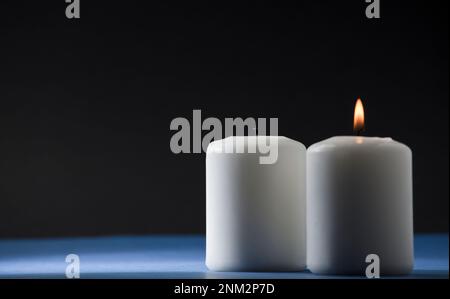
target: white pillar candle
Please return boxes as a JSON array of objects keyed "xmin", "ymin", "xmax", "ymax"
[
  {"xmin": 206, "ymin": 136, "xmax": 306, "ymax": 271},
  {"xmin": 307, "ymin": 100, "xmax": 413, "ymax": 275}
]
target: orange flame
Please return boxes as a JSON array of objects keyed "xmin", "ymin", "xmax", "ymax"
[{"xmin": 353, "ymin": 98, "xmax": 364, "ymax": 133}]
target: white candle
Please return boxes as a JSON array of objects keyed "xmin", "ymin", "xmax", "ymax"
[
  {"xmin": 206, "ymin": 136, "xmax": 306, "ymax": 271},
  {"xmin": 307, "ymin": 100, "xmax": 414, "ymax": 275}
]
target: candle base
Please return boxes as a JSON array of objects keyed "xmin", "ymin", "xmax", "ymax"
[{"xmin": 206, "ymin": 261, "xmax": 306, "ymax": 272}]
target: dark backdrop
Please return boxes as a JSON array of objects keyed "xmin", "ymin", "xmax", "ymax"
[{"xmin": 0, "ymin": 1, "xmax": 448, "ymax": 237}]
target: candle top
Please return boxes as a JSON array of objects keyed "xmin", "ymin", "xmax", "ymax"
[
  {"xmin": 308, "ymin": 136, "xmax": 411, "ymax": 154},
  {"xmin": 207, "ymin": 136, "xmax": 305, "ymax": 154}
]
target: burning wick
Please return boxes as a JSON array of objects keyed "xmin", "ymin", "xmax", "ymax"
[{"xmin": 353, "ymin": 98, "xmax": 365, "ymax": 136}]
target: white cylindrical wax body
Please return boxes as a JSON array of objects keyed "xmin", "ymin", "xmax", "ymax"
[
  {"xmin": 307, "ymin": 136, "xmax": 413, "ymax": 275},
  {"xmin": 206, "ymin": 136, "xmax": 306, "ymax": 271}
]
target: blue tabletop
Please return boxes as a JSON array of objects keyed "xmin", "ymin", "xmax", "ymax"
[{"xmin": 0, "ymin": 234, "xmax": 447, "ymax": 279}]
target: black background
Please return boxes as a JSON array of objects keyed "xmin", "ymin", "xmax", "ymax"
[{"xmin": 0, "ymin": 0, "xmax": 448, "ymax": 237}]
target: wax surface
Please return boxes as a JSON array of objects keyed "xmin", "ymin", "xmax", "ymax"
[
  {"xmin": 307, "ymin": 136, "xmax": 414, "ymax": 275},
  {"xmin": 206, "ymin": 136, "xmax": 306, "ymax": 271}
]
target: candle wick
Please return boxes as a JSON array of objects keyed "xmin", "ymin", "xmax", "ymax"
[{"xmin": 355, "ymin": 128, "xmax": 364, "ymax": 136}]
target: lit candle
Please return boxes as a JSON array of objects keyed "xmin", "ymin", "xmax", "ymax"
[
  {"xmin": 307, "ymin": 99, "xmax": 414, "ymax": 275},
  {"xmin": 206, "ymin": 136, "xmax": 306, "ymax": 271}
]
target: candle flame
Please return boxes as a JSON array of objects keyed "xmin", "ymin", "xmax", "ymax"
[{"xmin": 353, "ymin": 98, "xmax": 364, "ymax": 133}]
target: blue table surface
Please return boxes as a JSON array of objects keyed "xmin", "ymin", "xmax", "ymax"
[{"xmin": 0, "ymin": 234, "xmax": 447, "ymax": 279}]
